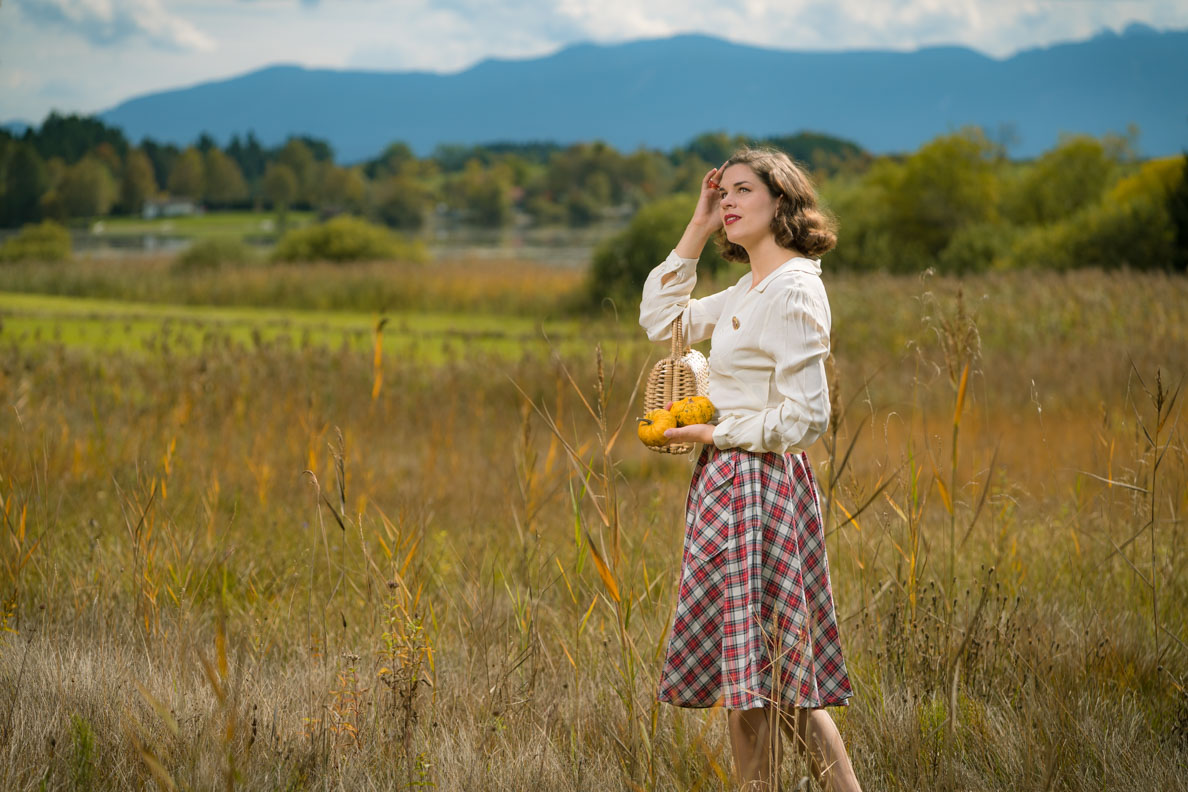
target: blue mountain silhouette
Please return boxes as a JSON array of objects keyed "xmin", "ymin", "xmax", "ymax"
[{"xmin": 98, "ymin": 29, "xmax": 1188, "ymax": 161}]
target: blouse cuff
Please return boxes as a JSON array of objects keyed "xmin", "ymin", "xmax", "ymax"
[
  {"xmin": 640, "ymin": 250, "xmax": 700, "ymax": 342},
  {"xmin": 712, "ymin": 412, "xmax": 813, "ymax": 454},
  {"xmin": 712, "ymin": 417, "xmax": 741, "ymax": 450},
  {"xmin": 661, "ymin": 249, "xmax": 698, "ymax": 278}
]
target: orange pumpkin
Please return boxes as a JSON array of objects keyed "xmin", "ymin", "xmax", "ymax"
[
  {"xmin": 671, "ymin": 396, "xmax": 715, "ymax": 427},
  {"xmin": 637, "ymin": 409, "xmax": 677, "ymax": 447}
]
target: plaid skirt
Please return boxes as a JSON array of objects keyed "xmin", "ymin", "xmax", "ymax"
[{"xmin": 657, "ymin": 445, "xmax": 853, "ymax": 711}]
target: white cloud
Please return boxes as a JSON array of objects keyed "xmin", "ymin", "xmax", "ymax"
[
  {"xmin": 14, "ymin": 0, "xmax": 215, "ymax": 51},
  {"xmin": 405, "ymin": 0, "xmax": 1188, "ymax": 59}
]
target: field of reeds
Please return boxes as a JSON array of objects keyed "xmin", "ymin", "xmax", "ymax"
[{"xmin": 1, "ymin": 257, "xmax": 1187, "ymax": 791}]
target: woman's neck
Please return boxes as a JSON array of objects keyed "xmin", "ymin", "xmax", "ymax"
[{"xmin": 745, "ymin": 236, "xmax": 806, "ymax": 289}]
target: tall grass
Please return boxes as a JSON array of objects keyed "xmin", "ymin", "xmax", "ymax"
[{"xmin": 0, "ymin": 268, "xmax": 1185, "ymax": 790}]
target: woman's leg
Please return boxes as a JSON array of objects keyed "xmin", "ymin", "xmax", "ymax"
[
  {"xmin": 728, "ymin": 707, "xmax": 780, "ymax": 789},
  {"xmin": 779, "ymin": 708, "xmax": 862, "ymax": 792}
]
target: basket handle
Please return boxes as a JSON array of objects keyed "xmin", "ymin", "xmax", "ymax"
[{"xmin": 670, "ymin": 314, "xmax": 687, "ymax": 358}]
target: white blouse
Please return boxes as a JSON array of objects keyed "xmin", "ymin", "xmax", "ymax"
[{"xmin": 639, "ymin": 249, "xmax": 832, "ymax": 454}]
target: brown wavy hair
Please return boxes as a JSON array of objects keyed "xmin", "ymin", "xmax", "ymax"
[{"xmin": 715, "ymin": 147, "xmax": 838, "ymax": 262}]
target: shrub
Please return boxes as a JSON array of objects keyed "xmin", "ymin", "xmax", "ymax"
[
  {"xmin": 0, "ymin": 220, "xmax": 72, "ymax": 263},
  {"xmin": 272, "ymin": 215, "xmax": 426, "ymax": 263},
  {"xmin": 172, "ymin": 237, "xmax": 257, "ymax": 273},
  {"xmin": 936, "ymin": 223, "xmax": 1017, "ymax": 274},
  {"xmin": 585, "ymin": 193, "xmax": 729, "ymax": 310},
  {"xmin": 1000, "ymin": 135, "xmax": 1119, "ymax": 225},
  {"xmin": 1008, "ymin": 196, "xmax": 1175, "ymax": 270},
  {"xmin": 1005, "ymin": 157, "xmax": 1183, "ymax": 271},
  {"xmin": 1169, "ymin": 155, "xmax": 1188, "ymax": 272}
]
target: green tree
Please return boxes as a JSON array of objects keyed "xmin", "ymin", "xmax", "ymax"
[
  {"xmin": 883, "ymin": 128, "xmax": 999, "ymax": 263},
  {"xmin": 59, "ymin": 156, "xmax": 116, "ymax": 219},
  {"xmin": 203, "ymin": 148, "xmax": 248, "ymax": 207},
  {"xmin": 823, "ymin": 161, "xmax": 909, "ymax": 272},
  {"xmin": 119, "ymin": 148, "xmax": 158, "ymax": 215},
  {"xmin": 263, "ymin": 162, "xmax": 298, "ymax": 229},
  {"xmin": 226, "ymin": 133, "xmax": 267, "ymax": 184},
  {"xmin": 681, "ymin": 132, "xmax": 747, "ymax": 167},
  {"xmin": 92, "ymin": 142, "xmax": 123, "ymax": 180},
  {"xmin": 623, "ymin": 148, "xmax": 673, "ymax": 204},
  {"xmin": 140, "ymin": 139, "xmax": 179, "ymax": 193},
  {"xmin": 366, "ymin": 142, "xmax": 417, "ymax": 180},
  {"xmin": 1002, "ymin": 135, "xmax": 1118, "ymax": 225},
  {"xmin": 291, "ymin": 135, "xmax": 334, "ymax": 163},
  {"xmin": 761, "ymin": 132, "xmax": 869, "ymax": 174},
  {"xmin": 38, "ymin": 157, "xmax": 68, "ymax": 220},
  {"xmin": 0, "ymin": 141, "xmax": 48, "ymax": 226},
  {"xmin": 276, "ymin": 138, "xmax": 316, "ymax": 206},
  {"xmin": 27, "ymin": 112, "xmax": 127, "ymax": 163},
  {"xmin": 374, "ymin": 172, "xmax": 432, "ymax": 231},
  {"xmin": 318, "ymin": 164, "xmax": 367, "ymax": 213},
  {"xmin": 168, "ymin": 147, "xmax": 205, "ymax": 200},
  {"xmin": 545, "ymin": 142, "xmax": 628, "ymax": 209},
  {"xmin": 448, "ymin": 159, "xmax": 512, "ymax": 227}
]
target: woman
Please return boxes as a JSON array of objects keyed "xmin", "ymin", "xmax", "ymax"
[{"xmin": 639, "ymin": 147, "xmax": 862, "ymax": 791}]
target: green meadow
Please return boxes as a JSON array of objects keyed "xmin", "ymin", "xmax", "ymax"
[{"xmin": 0, "ymin": 291, "xmax": 616, "ymax": 362}]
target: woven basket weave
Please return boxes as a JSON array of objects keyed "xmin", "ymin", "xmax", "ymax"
[{"xmin": 643, "ymin": 315, "xmax": 710, "ymax": 454}]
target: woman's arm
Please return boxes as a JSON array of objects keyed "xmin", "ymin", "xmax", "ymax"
[
  {"xmin": 639, "ymin": 164, "xmax": 731, "ymax": 344},
  {"xmin": 638, "ymin": 252, "xmax": 732, "ymax": 344}
]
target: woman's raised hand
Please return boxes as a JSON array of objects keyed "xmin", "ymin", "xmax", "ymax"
[
  {"xmin": 674, "ymin": 162, "xmax": 728, "ymax": 260},
  {"xmin": 689, "ymin": 163, "xmax": 727, "ymax": 230}
]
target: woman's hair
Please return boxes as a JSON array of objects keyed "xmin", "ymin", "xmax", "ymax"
[{"xmin": 715, "ymin": 147, "xmax": 838, "ymax": 262}]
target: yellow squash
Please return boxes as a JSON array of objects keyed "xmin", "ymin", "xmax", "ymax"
[
  {"xmin": 671, "ymin": 396, "xmax": 715, "ymax": 427},
  {"xmin": 637, "ymin": 409, "xmax": 677, "ymax": 447}
]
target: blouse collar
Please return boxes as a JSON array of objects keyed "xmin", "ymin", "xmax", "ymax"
[{"xmin": 750, "ymin": 256, "xmax": 822, "ymax": 293}]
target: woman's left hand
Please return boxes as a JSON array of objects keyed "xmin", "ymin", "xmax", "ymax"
[{"xmin": 664, "ymin": 424, "xmax": 716, "ymax": 445}]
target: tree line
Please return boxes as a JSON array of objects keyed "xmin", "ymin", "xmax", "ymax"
[
  {"xmin": 0, "ymin": 113, "xmax": 867, "ymax": 230},
  {"xmin": 2, "ymin": 114, "xmax": 1184, "ymax": 279}
]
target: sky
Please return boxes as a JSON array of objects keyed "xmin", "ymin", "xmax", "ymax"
[{"xmin": 2, "ymin": 0, "xmax": 1187, "ymax": 125}]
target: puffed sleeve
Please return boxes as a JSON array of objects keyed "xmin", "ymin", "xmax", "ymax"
[
  {"xmin": 712, "ymin": 281, "xmax": 831, "ymax": 453},
  {"xmin": 639, "ymin": 249, "xmax": 730, "ymax": 345}
]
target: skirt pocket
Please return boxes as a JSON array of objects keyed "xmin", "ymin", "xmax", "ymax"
[{"xmin": 687, "ymin": 451, "xmax": 737, "ymax": 561}]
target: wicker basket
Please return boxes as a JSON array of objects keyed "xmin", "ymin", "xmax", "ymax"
[{"xmin": 643, "ymin": 315, "xmax": 710, "ymax": 454}]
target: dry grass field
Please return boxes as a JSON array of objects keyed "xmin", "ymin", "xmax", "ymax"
[{"xmin": 1, "ymin": 260, "xmax": 1186, "ymax": 791}]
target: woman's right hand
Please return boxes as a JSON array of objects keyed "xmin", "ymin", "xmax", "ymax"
[
  {"xmin": 674, "ymin": 162, "xmax": 728, "ymax": 259},
  {"xmin": 689, "ymin": 163, "xmax": 727, "ymax": 231}
]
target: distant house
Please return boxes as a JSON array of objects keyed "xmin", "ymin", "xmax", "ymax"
[{"xmin": 142, "ymin": 198, "xmax": 201, "ymax": 219}]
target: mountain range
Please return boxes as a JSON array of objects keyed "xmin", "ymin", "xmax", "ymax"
[{"xmin": 96, "ymin": 24, "xmax": 1188, "ymax": 162}]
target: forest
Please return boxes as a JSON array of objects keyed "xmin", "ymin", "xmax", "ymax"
[{"xmin": 0, "ymin": 114, "xmax": 863, "ymax": 230}]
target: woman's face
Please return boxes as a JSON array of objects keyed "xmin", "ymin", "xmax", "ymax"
[{"xmin": 717, "ymin": 163, "xmax": 780, "ymax": 249}]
